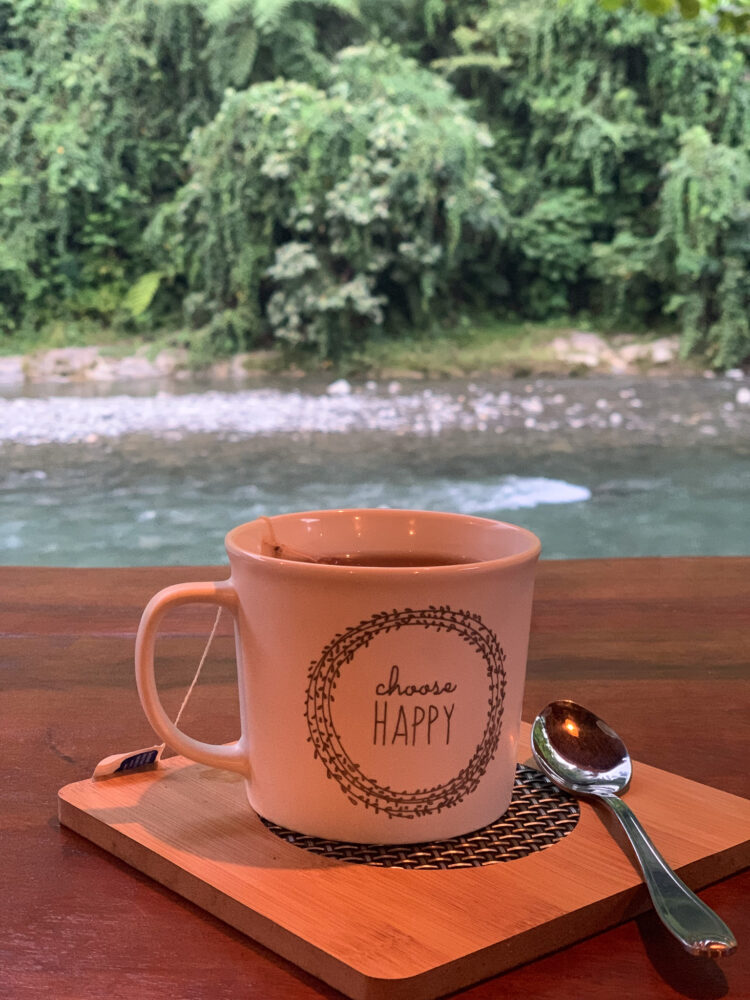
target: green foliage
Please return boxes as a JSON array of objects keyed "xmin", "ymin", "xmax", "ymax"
[
  {"xmin": 0, "ymin": 0, "xmax": 360, "ymax": 336},
  {"xmin": 431, "ymin": 0, "xmax": 749, "ymax": 363},
  {"xmin": 658, "ymin": 127, "xmax": 750, "ymax": 366},
  {"xmin": 148, "ymin": 44, "xmax": 506, "ymax": 357},
  {"xmin": 512, "ymin": 190, "xmax": 604, "ymax": 317},
  {"xmin": 1, "ymin": 0, "xmax": 749, "ymax": 365},
  {"xmin": 601, "ymin": 0, "xmax": 750, "ymax": 33},
  {"xmin": 590, "ymin": 126, "xmax": 750, "ymax": 354},
  {"xmin": 122, "ymin": 272, "xmax": 164, "ymax": 319}
]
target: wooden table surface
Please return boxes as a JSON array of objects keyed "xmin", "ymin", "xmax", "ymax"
[{"xmin": 3, "ymin": 558, "xmax": 749, "ymax": 999}]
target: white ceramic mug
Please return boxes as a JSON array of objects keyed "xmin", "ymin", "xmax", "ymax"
[{"xmin": 135, "ymin": 509, "xmax": 541, "ymax": 843}]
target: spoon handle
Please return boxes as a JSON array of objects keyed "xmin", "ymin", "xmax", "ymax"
[{"xmin": 601, "ymin": 793, "xmax": 737, "ymax": 958}]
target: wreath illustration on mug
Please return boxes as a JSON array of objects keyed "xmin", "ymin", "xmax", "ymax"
[{"xmin": 304, "ymin": 605, "xmax": 506, "ymax": 818}]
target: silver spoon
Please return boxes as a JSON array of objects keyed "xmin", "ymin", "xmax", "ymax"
[{"xmin": 531, "ymin": 699, "xmax": 737, "ymax": 958}]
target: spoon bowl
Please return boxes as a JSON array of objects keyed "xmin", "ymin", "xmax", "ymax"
[
  {"xmin": 532, "ymin": 699, "xmax": 632, "ymax": 797},
  {"xmin": 532, "ymin": 700, "xmax": 737, "ymax": 960}
]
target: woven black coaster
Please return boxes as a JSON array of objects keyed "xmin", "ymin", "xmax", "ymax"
[{"xmin": 260, "ymin": 765, "xmax": 579, "ymax": 869}]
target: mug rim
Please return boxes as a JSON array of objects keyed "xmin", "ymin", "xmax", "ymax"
[{"xmin": 225, "ymin": 507, "xmax": 541, "ymax": 572}]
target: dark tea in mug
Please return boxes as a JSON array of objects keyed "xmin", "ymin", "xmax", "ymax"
[{"xmin": 313, "ymin": 552, "xmax": 479, "ymax": 567}]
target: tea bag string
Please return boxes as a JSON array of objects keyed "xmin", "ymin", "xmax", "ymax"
[
  {"xmin": 91, "ymin": 604, "xmax": 224, "ymax": 779},
  {"xmin": 173, "ymin": 605, "xmax": 223, "ymax": 729},
  {"xmin": 175, "ymin": 514, "xmax": 319, "ymax": 726},
  {"xmin": 179, "ymin": 512, "xmax": 325, "ymax": 722},
  {"xmin": 259, "ymin": 514, "xmax": 318, "ymax": 563}
]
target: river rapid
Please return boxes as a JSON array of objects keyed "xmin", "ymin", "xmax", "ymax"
[{"xmin": 1, "ymin": 372, "xmax": 748, "ymax": 566}]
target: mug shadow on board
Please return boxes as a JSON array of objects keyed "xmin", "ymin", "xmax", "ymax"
[
  {"xmin": 82, "ymin": 761, "xmax": 330, "ymax": 871},
  {"xmin": 79, "ymin": 757, "xmax": 581, "ymax": 875}
]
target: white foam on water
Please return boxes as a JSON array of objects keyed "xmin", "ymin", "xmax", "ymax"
[
  {"xmin": 444, "ymin": 476, "xmax": 592, "ymax": 512},
  {"xmin": 281, "ymin": 476, "xmax": 592, "ymax": 516}
]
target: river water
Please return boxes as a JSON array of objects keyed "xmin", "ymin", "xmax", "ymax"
[{"xmin": 1, "ymin": 374, "xmax": 748, "ymax": 566}]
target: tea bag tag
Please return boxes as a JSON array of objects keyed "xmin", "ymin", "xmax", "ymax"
[
  {"xmin": 93, "ymin": 744, "xmax": 166, "ymax": 778},
  {"xmin": 91, "ymin": 605, "xmax": 223, "ymax": 780}
]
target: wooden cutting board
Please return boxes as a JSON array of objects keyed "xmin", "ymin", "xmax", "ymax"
[{"xmin": 58, "ymin": 724, "xmax": 750, "ymax": 1000}]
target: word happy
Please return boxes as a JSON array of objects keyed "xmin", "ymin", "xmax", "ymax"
[{"xmin": 373, "ymin": 664, "xmax": 457, "ymax": 746}]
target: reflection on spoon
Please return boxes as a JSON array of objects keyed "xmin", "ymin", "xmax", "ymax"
[{"xmin": 531, "ymin": 700, "xmax": 737, "ymax": 959}]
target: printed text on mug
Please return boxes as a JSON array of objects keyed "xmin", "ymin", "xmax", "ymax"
[{"xmin": 373, "ymin": 664, "xmax": 457, "ymax": 746}]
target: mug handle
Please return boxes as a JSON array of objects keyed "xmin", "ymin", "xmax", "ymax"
[{"xmin": 134, "ymin": 580, "xmax": 248, "ymax": 774}]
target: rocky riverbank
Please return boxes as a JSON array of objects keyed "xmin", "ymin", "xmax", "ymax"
[
  {"xmin": 1, "ymin": 334, "xmax": 748, "ymax": 454},
  {"xmin": 0, "ymin": 331, "xmax": 741, "ymax": 390},
  {"xmin": 2, "ymin": 373, "xmax": 749, "ymax": 452}
]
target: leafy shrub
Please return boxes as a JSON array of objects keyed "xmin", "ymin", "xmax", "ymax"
[
  {"xmin": 589, "ymin": 128, "xmax": 750, "ymax": 363},
  {"xmin": 0, "ymin": 0, "xmax": 359, "ymax": 337},
  {"xmin": 149, "ymin": 44, "xmax": 507, "ymax": 357},
  {"xmin": 658, "ymin": 127, "xmax": 750, "ymax": 367},
  {"xmin": 426, "ymin": 0, "xmax": 750, "ymax": 362}
]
